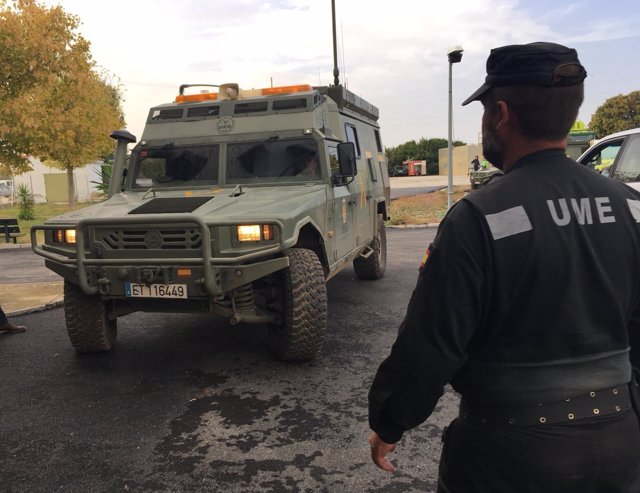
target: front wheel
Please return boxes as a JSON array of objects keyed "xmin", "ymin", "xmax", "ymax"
[
  {"xmin": 268, "ymin": 248, "xmax": 327, "ymax": 361},
  {"xmin": 64, "ymin": 281, "xmax": 117, "ymax": 353},
  {"xmin": 353, "ymin": 215, "xmax": 387, "ymax": 280}
]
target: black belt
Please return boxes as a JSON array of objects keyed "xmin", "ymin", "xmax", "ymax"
[{"xmin": 459, "ymin": 385, "xmax": 632, "ymax": 426}]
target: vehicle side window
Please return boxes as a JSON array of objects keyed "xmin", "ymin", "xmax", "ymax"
[
  {"xmin": 374, "ymin": 129, "xmax": 383, "ymax": 153},
  {"xmin": 581, "ymin": 140, "xmax": 623, "ymax": 176},
  {"xmin": 345, "ymin": 124, "xmax": 361, "ymax": 158},
  {"xmin": 613, "ymin": 135, "xmax": 640, "ymax": 183}
]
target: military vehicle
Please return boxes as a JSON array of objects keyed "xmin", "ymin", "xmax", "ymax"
[
  {"xmin": 469, "ymin": 165, "xmax": 502, "ymax": 189},
  {"xmin": 31, "ymin": 76, "xmax": 390, "ymax": 360}
]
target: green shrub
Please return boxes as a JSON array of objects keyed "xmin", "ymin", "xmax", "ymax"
[
  {"xmin": 16, "ymin": 183, "xmax": 35, "ymax": 220},
  {"xmin": 90, "ymin": 161, "xmax": 112, "ymax": 195}
]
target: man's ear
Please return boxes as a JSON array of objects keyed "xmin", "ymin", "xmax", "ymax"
[{"xmin": 495, "ymin": 100, "xmax": 511, "ymax": 130}]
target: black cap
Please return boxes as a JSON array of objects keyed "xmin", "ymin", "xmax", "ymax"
[{"xmin": 461, "ymin": 42, "xmax": 586, "ymax": 106}]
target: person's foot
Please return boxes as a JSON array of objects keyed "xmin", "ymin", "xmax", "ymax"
[{"xmin": 0, "ymin": 321, "xmax": 26, "ymax": 334}]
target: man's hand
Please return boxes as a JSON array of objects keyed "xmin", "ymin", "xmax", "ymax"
[{"xmin": 368, "ymin": 431, "xmax": 397, "ymax": 472}]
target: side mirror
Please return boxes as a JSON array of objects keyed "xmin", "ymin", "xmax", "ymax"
[
  {"xmin": 337, "ymin": 142, "xmax": 357, "ymax": 177},
  {"xmin": 108, "ymin": 129, "xmax": 137, "ymax": 197}
]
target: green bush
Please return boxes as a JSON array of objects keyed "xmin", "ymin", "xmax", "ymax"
[
  {"xmin": 16, "ymin": 183, "xmax": 35, "ymax": 220},
  {"xmin": 90, "ymin": 161, "xmax": 112, "ymax": 195}
]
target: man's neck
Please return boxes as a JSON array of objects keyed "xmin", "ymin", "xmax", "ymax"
[{"xmin": 502, "ymin": 137, "xmax": 567, "ymax": 172}]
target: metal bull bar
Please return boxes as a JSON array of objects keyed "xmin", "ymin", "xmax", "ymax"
[{"xmin": 31, "ymin": 214, "xmax": 289, "ymax": 297}]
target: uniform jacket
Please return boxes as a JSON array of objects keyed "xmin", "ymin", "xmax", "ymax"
[{"xmin": 369, "ymin": 149, "xmax": 640, "ymax": 444}]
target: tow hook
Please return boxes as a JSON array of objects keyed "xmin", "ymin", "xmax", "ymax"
[{"xmin": 97, "ymin": 277, "xmax": 111, "ymax": 295}]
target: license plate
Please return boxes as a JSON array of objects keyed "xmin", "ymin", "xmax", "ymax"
[{"xmin": 125, "ymin": 283, "xmax": 187, "ymax": 299}]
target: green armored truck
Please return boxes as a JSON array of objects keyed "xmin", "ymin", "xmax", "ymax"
[{"xmin": 31, "ymin": 81, "xmax": 390, "ymax": 361}]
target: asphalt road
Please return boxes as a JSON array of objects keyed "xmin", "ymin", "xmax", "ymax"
[
  {"xmin": 0, "ymin": 247, "xmax": 60, "ymax": 283},
  {"xmin": 1, "ymin": 227, "xmax": 460, "ymax": 493}
]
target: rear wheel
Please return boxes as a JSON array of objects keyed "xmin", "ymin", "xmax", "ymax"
[
  {"xmin": 64, "ymin": 280, "xmax": 117, "ymax": 353},
  {"xmin": 353, "ymin": 215, "xmax": 387, "ymax": 280},
  {"xmin": 268, "ymin": 248, "xmax": 327, "ymax": 361}
]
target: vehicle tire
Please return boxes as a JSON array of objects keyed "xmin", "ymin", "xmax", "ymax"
[
  {"xmin": 353, "ymin": 215, "xmax": 387, "ymax": 280},
  {"xmin": 268, "ymin": 248, "xmax": 327, "ymax": 362},
  {"xmin": 64, "ymin": 280, "xmax": 117, "ymax": 353}
]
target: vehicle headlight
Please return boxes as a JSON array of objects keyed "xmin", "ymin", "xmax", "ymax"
[
  {"xmin": 52, "ymin": 228, "xmax": 77, "ymax": 244},
  {"xmin": 236, "ymin": 224, "xmax": 274, "ymax": 242}
]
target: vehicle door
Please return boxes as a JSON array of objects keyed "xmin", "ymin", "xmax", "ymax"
[
  {"xmin": 344, "ymin": 123, "xmax": 375, "ymax": 247},
  {"xmin": 327, "ymin": 144, "xmax": 357, "ymax": 262}
]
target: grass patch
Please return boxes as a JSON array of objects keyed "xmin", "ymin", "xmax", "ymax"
[
  {"xmin": 388, "ymin": 185, "xmax": 469, "ymax": 225},
  {"xmin": 0, "ymin": 202, "xmax": 92, "ymax": 244}
]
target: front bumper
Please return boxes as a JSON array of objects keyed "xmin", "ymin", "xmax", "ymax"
[{"xmin": 31, "ymin": 214, "xmax": 289, "ymax": 298}]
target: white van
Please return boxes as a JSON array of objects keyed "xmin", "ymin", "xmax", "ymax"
[
  {"xmin": 578, "ymin": 128, "xmax": 640, "ymax": 191},
  {"xmin": 0, "ymin": 180, "xmax": 12, "ymax": 197}
]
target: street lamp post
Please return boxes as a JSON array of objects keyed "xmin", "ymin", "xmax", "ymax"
[{"xmin": 447, "ymin": 46, "xmax": 463, "ymax": 209}]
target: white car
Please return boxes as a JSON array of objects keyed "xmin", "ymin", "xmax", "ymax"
[{"xmin": 578, "ymin": 127, "xmax": 640, "ymax": 191}]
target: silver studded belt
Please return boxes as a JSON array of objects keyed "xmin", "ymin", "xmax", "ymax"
[{"xmin": 459, "ymin": 385, "xmax": 632, "ymax": 426}]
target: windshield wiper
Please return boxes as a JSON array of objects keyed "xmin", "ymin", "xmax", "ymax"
[
  {"xmin": 142, "ymin": 187, "xmax": 157, "ymax": 200},
  {"xmin": 240, "ymin": 135, "xmax": 279, "ymax": 158},
  {"xmin": 229, "ymin": 184, "xmax": 244, "ymax": 197}
]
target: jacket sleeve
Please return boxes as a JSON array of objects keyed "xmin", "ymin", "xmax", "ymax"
[{"xmin": 368, "ymin": 202, "xmax": 489, "ymax": 443}]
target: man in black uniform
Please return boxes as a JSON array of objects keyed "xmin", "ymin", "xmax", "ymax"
[
  {"xmin": 368, "ymin": 42, "xmax": 640, "ymax": 492},
  {"xmin": 471, "ymin": 155, "xmax": 480, "ymax": 171}
]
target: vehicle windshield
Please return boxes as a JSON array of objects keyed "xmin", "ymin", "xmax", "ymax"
[
  {"xmin": 130, "ymin": 144, "xmax": 220, "ymax": 189},
  {"xmin": 226, "ymin": 138, "xmax": 321, "ymax": 183}
]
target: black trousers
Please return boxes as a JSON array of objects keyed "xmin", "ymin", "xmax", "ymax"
[{"xmin": 437, "ymin": 410, "xmax": 640, "ymax": 493}]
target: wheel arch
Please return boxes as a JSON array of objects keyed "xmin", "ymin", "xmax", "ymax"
[
  {"xmin": 376, "ymin": 200, "xmax": 388, "ymax": 221},
  {"xmin": 292, "ymin": 222, "xmax": 328, "ymax": 275}
]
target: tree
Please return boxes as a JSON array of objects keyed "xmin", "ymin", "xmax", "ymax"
[
  {"xmin": 34, "ymin": 69, "xmax": 124, "ymax": 204},
  {"xmin": 0, "ymin": 0, "xmax": 124, "ymax": 204},
  {"xmin": 1, "ymin": 0, "xmax": 88, "ymax": 173},
  {"xmin": 385, "ymin": 137, "xmax": 466, "ymax": 172},
  {"xmin": 589, "ymin": 91, "xmax": 640, "ymax": 138}
]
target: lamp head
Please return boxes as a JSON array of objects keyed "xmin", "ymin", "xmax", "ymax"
[{"xmin": 447, "ymin": 45, "xmax": 464, "ymax": 64}]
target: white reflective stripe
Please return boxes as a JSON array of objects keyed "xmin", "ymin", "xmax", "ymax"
[
  {"xmin": 485, "ymin": 206, "xmax": 533, "ymax": 240},
  {"xmin": 627, "ymin": 199, "xmax": 640, "ymax": 223}
]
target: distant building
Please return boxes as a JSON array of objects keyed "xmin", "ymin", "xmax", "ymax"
[
  {"xmin": 438, "ymin": 144, "xmax": 483, "ymax": 176},
  {"xmin": 11, "ymin": 157, "xmax": 103, "ymax": 203}
]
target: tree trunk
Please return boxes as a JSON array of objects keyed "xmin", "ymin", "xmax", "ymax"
[{"xmin": 66, "ymin": 165, "xmax": 75, "ymax": 206}]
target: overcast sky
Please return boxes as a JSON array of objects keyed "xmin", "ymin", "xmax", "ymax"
[{"xmin": 42, "ymin": 0, "xmax": 640, "ymax": 148}]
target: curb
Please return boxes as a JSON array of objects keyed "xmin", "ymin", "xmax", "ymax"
[
  {"xmin": 387, "ymin": 223, "xmax": 440, "ymax": 229},
  {"xmin": 8, "ymin": 299, "xmax": 64, "ymax": 318},
  {"xmin": 0, "ymin": 243, "xmax": 31, "ymax": 252}
]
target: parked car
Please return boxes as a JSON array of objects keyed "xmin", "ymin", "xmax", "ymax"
[
  {"xmin": 578, "ymin": 127, "xmax": 640, "ymax": 191},
  {"xmin": 390, "ymin": 166, "xmax": 408, "ymax": 177}
]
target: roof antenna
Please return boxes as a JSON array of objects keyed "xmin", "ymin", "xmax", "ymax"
[{"xmin": 331, "ymin": 0, "xmax": 340, "ymax": 87}]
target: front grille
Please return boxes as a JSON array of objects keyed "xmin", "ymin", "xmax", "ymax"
[{"xmin": 98, "ymin": 228, "xmax": 202, "ymax": 250}]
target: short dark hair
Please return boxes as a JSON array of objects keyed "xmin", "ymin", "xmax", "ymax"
[{"xmin": 483, "ymin": 83, "xmax": 584, "ymax": 140}]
